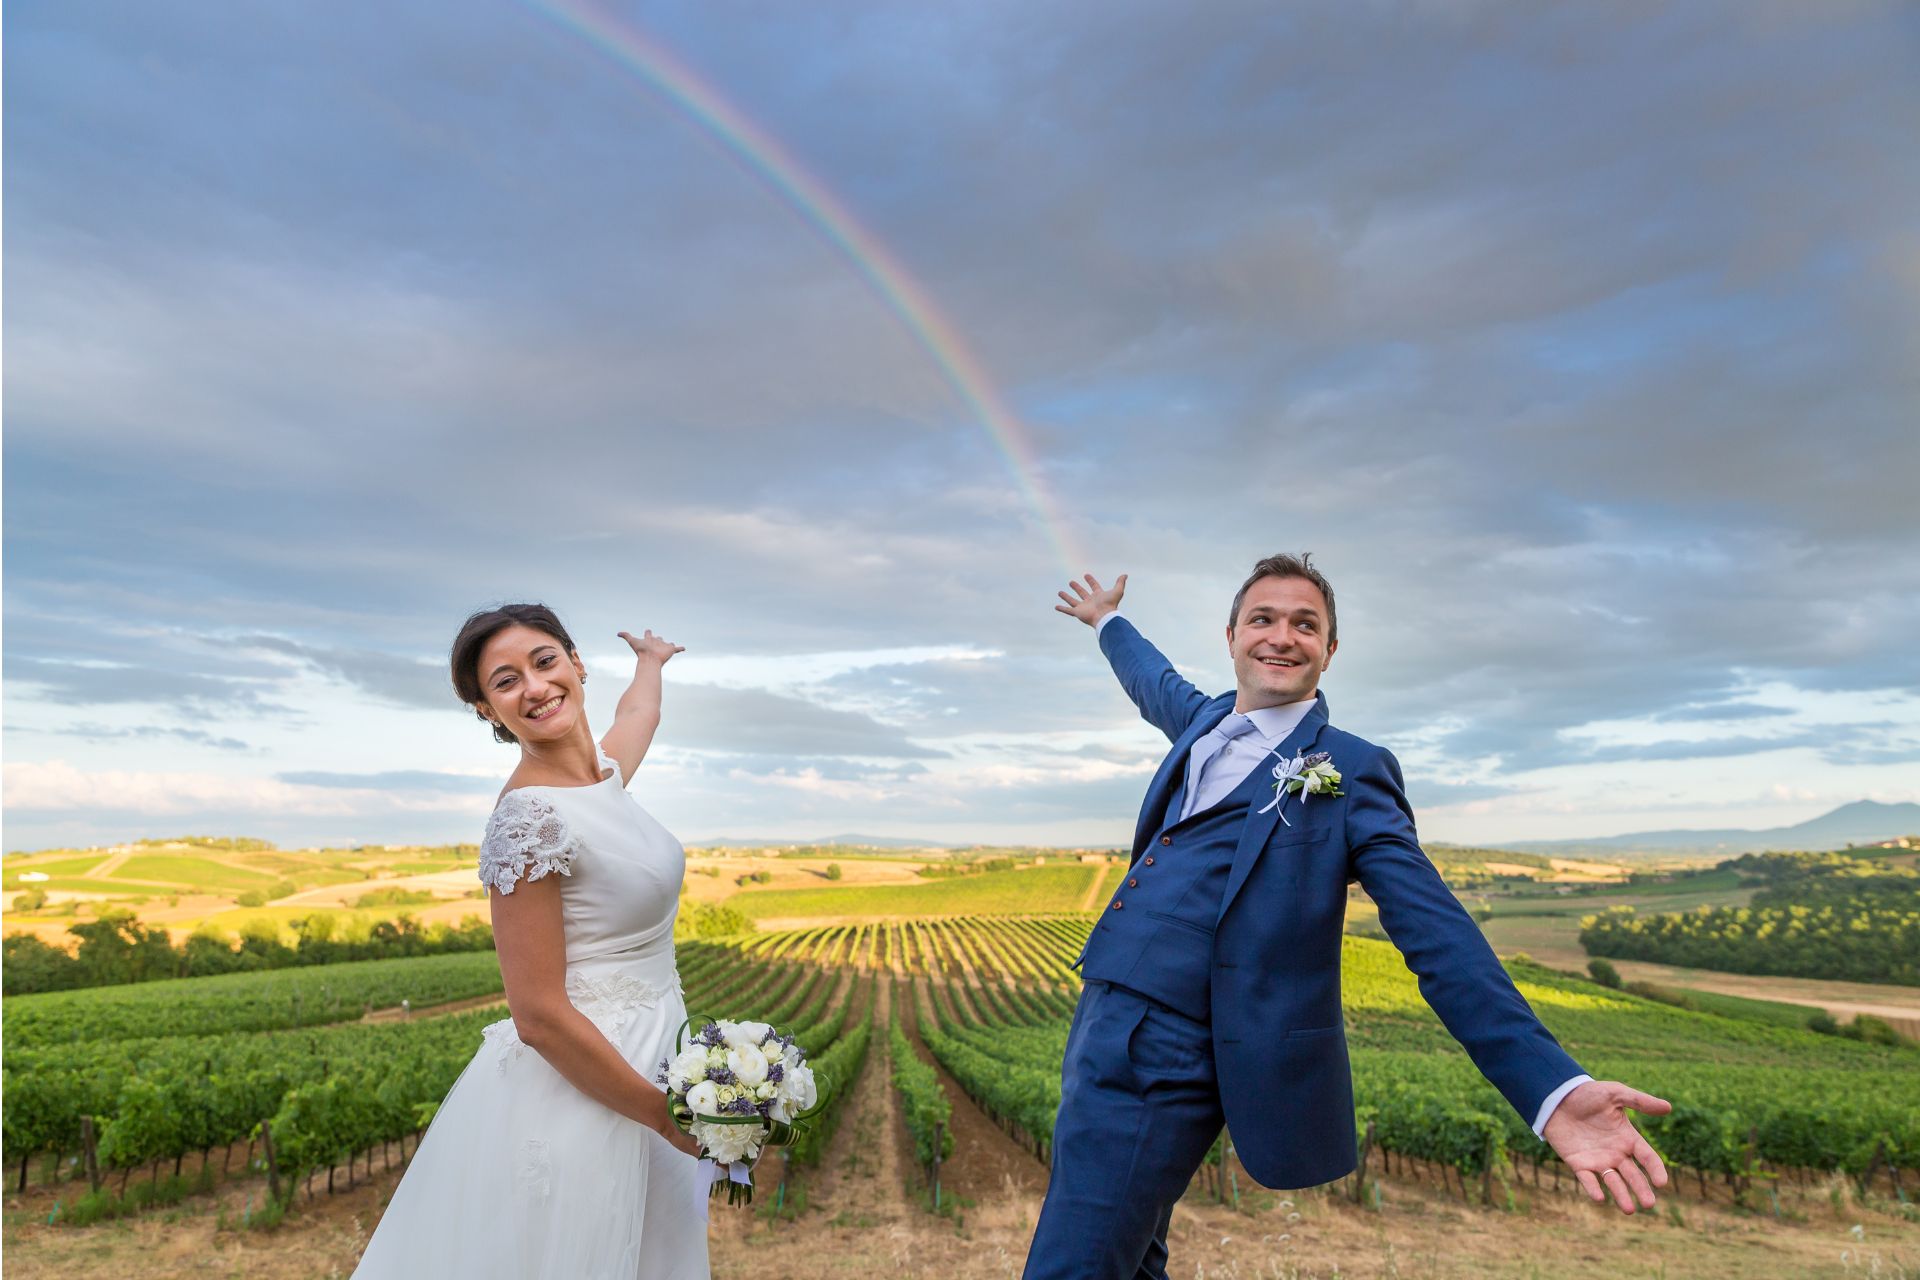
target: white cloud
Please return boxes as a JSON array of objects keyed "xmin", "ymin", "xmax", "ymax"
[{"xmin": 3, "ymin": 760, "xmax": 488, "ymax": 819}]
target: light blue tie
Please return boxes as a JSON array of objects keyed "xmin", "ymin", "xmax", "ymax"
[{"xmin": 1178, "ymin": 712, "xmax": 1258, "ymax": 821}]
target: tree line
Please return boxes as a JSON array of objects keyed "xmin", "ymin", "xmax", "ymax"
[
  {"xmin": 1580, "ymin": 850, "xmax": 1920, "ymax": 986},
  {"xmin": 2, "ymin": 910, "xmax": 495, "ymax": 997}
]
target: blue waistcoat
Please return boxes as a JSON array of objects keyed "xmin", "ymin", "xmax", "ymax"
[{"xmin": 1077, "ymin": 761, "xmax": 1274, "ymax": 1023}]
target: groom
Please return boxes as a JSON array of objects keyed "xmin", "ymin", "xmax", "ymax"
[{"xmin": 1025, "ymin": 555, "xmax": 1670, "ymax": 1280}]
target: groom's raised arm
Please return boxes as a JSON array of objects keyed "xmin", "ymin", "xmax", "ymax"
[{"xmin": 1057, "ymin": 573, "xmax": 1210, "ymax": 742}]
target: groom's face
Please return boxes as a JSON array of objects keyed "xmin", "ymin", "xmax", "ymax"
[{"xmin": 1227, "ymin": 576, "xmax": 1336, "ymax": 710}]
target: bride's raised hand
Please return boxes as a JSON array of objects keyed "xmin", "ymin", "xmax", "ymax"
[
  {"xmin": 1055, "ymin": 573, "xmax": 1127, "ymax": 627},
  {"xmin": 617, "ymin": 629, "xmax": 685, "ymax": 666}
]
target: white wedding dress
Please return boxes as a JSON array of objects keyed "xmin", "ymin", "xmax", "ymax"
[{"xmin": 354, "ymin": 747, "xmax": 708, "ymax": 1279}]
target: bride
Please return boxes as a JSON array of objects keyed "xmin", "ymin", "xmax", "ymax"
[{"xmin": 355, "ymin": 603, "xmax": 708, "ymax": 1278}]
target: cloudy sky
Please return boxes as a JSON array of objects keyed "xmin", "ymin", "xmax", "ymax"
[{"xmin": 5, "ymin": 1, "xmax": 1917, "ymax": 853}]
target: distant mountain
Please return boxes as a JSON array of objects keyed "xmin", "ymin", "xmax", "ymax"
[
  {"xmin": 687, "ymin": 834, "xmax": 959, "ymax": 850},
  {"xmin": 1504, "ymin": 800, "xmax": 1920, "ymax": 858}
]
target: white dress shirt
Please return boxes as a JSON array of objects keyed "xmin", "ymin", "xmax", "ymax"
[
  {"xmin": 1178, "ymin": 702, "xmax": 1319, "ymax": 818},
  {"xmin": 1094, "ymin": 609, "xmax": 1586, "ymax": 1137}
]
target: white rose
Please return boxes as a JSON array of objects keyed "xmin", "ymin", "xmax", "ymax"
[
  {"xmin": 736, "ymin": 1020, "xmax": 772, "ymax": 1044},
  {"xmin": 781, "ymin": 1041, "xmax": 804, "ymax": 1067},
  {"xmin": 785, "ymin": 1062, "xmax": 817, "ymax": 1110},
  {"xmin": 755, "ymin": 1081, "xmax": 777, "ymax": 1100},
  {"xmin": 706, "ymin": 1124, "xmax": 760, "ymax": 1165},
  {"xmin": 685, "ymin": 1081, "xmax": 720, "ymax": 1117},
  {"xmin": 706, "ymin": 1046, "xmax": 728, "ymax": 1070},
  {"xmin": 768, "ymin": 1098, "xmax": 792, "ymax": 1124},
  {"xmin": 728, "ymin": 1042, "xmax": 769, "ymax": 1088},
  {"xmin": 670, "ymin": 1046, "xmax": 710, "ymax": 1091},
  {"xmin": 716, "ymin": 1020, "xmax": 745, "ymax": 1048}
]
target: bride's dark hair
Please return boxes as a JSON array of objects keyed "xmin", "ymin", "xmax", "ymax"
[{"xmin": 450, "ymin": 603, "xmax": 579, "ymax": 745}]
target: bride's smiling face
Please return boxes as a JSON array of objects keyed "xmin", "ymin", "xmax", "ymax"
[{"xmin": 476, "ymin": 624, "xmax": 589, "ymax": 745}]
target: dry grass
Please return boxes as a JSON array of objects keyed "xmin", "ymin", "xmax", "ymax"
[
  {"xmin": 8, "ymin": 1158, "xmax": 1916, "ymax": 1280},
  {"xmin": 678, "ymin": 856, "xmax": 936, "ymax": 906}
]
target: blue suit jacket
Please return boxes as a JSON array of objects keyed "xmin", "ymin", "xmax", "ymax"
[{"xmin": 1097, "ymin": 616, "xmax": 1583, "ymax": 1187}]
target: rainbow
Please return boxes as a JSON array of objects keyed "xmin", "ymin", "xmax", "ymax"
[{"xmin": 524, "ymin": 0, "xmax": 1084, "ymax": 573}]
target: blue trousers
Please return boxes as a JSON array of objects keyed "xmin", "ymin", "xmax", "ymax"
[{"xmin": 1024, "ymin": 981, "xmax": 1225, "ymax": 1280}]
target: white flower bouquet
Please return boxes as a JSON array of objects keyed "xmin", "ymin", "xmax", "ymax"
[{"xmin": 656, "ymin": 1016, "xmax": 824, "ymax": 1205}]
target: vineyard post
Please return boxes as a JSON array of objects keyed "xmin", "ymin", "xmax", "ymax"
[
  {"xmin": 1353, "ymin": 1122, "xmax": 1375, "ymax": 1204},
  {"xmin": 259, "ymin": 1120, "xmax": 282, "ymax": 1204},
  {"xmin": 80, "ymin": 1117, "xmax": 102, "ymax": 1193},
  {"xmin": 1481, "ymin": 1134, "xmax": 1495, "ymax": 1206},
  {"xmin": 931, "ymin": 1121, "xmax": 944, "ymax": 1213},
  {"xmin": 17, "ymin": 1151, "xmax": 28, "ymax": 1194},
  {"xmin": 1860, "ymin": 1140, "xmax": 1887, "ymax": 1198}
]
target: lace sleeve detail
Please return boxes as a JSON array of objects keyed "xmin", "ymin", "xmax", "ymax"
[{"xmin": 478, "ymin": 791, "xmax": 576, "ymax": 896}]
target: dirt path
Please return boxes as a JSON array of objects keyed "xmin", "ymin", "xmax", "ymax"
[
  {"xmin": 82, "ymin": 851, "xmax": 134, "ymax": 880},
  {"xmin": 1074, "ymin": 863, "xmax": 1110, "ymax": 912},
  {"xmin": 358, "ymin": 992, "xmax": 505, "ymax": 1024},
  {"xmin": 900, "ymin": 976, "xmax": 1048, "ymax": 1205},
  {"xmin": 808, "ymin": 977, "xmax": 906, "ymax": 1211},
  {"xmin": 1494, "ymin": 938, "xmax": 1920, "ymax": 1035},
  {"xmin": 707, "ymin": 976, "xmax": 943, "ymax": 1277},
  {"xmin": 272, "ymin": 869, "xmax": 477, "ymax": 909}
]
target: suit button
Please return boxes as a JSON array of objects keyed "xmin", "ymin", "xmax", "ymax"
[
  {"xmin": 1128, "ymin": 878, "xmax": 1138, "ymax": 888},
  {"xmin": 1144, "ymin": 856, "xmax": 1155, "ymax": 866},
  {"xmin": 1160, "ymin": 836, "xmax": 1172, "ymax": 846},
  {"xmin": 1110, "ymin": 900, "xmax": 1124, "ymax": 910}
]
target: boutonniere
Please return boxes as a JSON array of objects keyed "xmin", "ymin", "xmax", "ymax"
[{"xmin": 1256, "ymin": 750, "xmax": 1343, "ymax": 825}]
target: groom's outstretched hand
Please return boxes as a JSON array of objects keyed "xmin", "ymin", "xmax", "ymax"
[
  {"xmin": 1543, "ymin": 1080, "xmax": 1672, "ymax": 1213},
  {"xmin": 1056, "ymin": 573, "xmax": 1127, "ymax": 627}
]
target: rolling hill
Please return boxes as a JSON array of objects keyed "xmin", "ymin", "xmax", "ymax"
[{"xmin": 1503, "ymin": 799, "xmax": 1920, "ymax": 857}]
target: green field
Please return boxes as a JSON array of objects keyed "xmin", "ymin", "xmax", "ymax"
[
  {"xmin": 4, "ymin": 879, "xmax": 127, "ymax": 896},
  {"xmin": 1637, "ymin": 985, "xmax": 1825, "ymax": 1031},
  {"xmin": 380, "ymin": 859, "xmax": 471, "ymax": 876},
  {"xmin": 111, "ymin": 856, "xmax": 279, "ymax": 892},
  {"xmin": 7, "ymin": 856, "xmax": 111, "ymax": 881},
  {"xmin": 1481, "ymin": 883, "xmax": 1756, "ymax": 921},
  {"xmin": 728, "ymin": 863, "xmax": 1120, "ymax": 920}
]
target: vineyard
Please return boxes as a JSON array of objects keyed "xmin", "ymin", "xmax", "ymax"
[
  {"xmin": 4, "ymin": 952, "xmax": 508, "ymax": 1048},
  {"xmin": 724, "ymin": 863, "xmax": 1126, "ymax": 921},
  {"xmin": 5, "ymin": 909, "xmax": 1918, "ymax": 1276}
]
